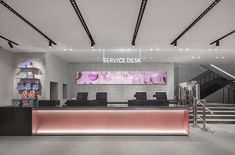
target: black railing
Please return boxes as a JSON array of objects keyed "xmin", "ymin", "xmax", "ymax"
[
  {"xmin": 194, "ymin": 71, "xmax": 221, "ymax": 88},
  {"xmin": 223, "ymin": 86, "xmax": 235, "ymax": 104}
]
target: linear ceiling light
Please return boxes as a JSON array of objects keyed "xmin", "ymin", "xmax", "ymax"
[
  {"xmin": 210, "ymin": 30, "xmax": 235, "ymax": 47},
  {"xmin": 170, "ymin": 0, "xmax": 221, "ymax": 47},
  {"xmin": 0, "ymin": 35, "xmax": 19, "ymax": 48},
  {"xmin": 0, "ymin": 0, "xmax": 56, "ymax": 47},
  {"xmin": 210, "ymin": 64, "xmax": 235, "ymax": 79},
  {"xmin": 131, "ymin": 0, "xmax": 148, "ymax": 47},
  {"xmin": 70, "ymin": 0, "xmax": 95, "ymax": 47}
]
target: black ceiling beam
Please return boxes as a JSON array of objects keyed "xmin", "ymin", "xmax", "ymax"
[
  {"xmin": 131, "ymin": 0, "xmax": 148, "ymax": 47},
  {"xmin": 70, "ymin": 0, "xmax": 95, "ymax": 47},
  {"xmin": 0, "ymin": 0, "xmax": 56, "ymax": 46},
  {"xmin": 0, "ymin": 35, "xmax": 19, "ymax": 48},
  {"xmin": 210, "ymin": 30, "xmax": 235, "ymax": 46},
  {"xmin": 170, "ymin": 0, "xmax": 221, "ymax": 46}
]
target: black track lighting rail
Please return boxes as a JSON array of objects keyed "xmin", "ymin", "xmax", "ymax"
[
  {"xmin": 0, "ymin": 35, "xmax": 19, "ymax": 45},
  {"xmin": 170, "ymin": 0, "xmax": 221, "ymax": 46},
  {"xmin": 70, "ymin": 0, "xmax": 95, "ymax": 47},
  {"xmin": 210, "ymin": 30, "xmax": 235, "ymax": 46},
  {"xmin": 0, "ymin": 0, "xmax": 56, "ymax": 46},
  {"xmin": 0, "ymin": 35, "xmax": 19, "ymax": 48},
  {"xmin": 131, "ymin": 0, "xmax": 148, "ymax": 47}
]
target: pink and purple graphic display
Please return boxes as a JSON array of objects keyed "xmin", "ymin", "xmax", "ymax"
[{"xmin": 75, "ymin": 71, "xmax": 167, "ymax": 85}]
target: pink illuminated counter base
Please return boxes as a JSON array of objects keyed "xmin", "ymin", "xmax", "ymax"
[{"xmin": 32, "ymin": 109, "xmax": 189, "ymax": 135}]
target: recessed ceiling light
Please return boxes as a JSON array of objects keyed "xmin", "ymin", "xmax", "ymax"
[
  {"xmin": 216, "ymin": 56, "xmax": 219, "ymax": 59},
  {"xmin": 69, "ymin": 49, "xmax": 73, "ymax": 51},
  {"xmin": 98, "ymin": 49, "xmax": 102, "ymax": 51},
  {"xmin": 127, "ymin": 48, "xmax": 130, "ymax": 51},
  {"xmin": 63, "ymin": 49, "xmax": 66, "ymax": 51},
  {"xmin": 92, "ymin": 49, "xmax": 95, "ymax": 51},
  {"xmin": 209, "ymin": 48, "xmax": 212, "ymax": 51},
  {"xmin": 197, "ymin": 56, "xmax": 200, "ymax": 59},
  {"xmin": 149, "ymin": 49, "xmax": 153, "ymax": 51},
  {"xmin": 192, "ymin": 56, "xmax": 195, "ymax": 59},
  {"xmin": 150, "ymin": 57, "xmax": 153, "ymax": 59},
  {"xmin": 222, "ymin": 56, "xmax": 224, "ymax": 59},
  {"xmin": 179, "ymin": 48, "xmax": 182, "ymax": 51},
  {"xmin": 156, "ymin": 48, "xmax": 159, "ymax": 51},
  {"xmin": 186, "ymin": 48, "xmax": 189, "ymax": 51}
]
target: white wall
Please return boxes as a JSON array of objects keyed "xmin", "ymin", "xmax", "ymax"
[
  {"xmin": 0, "ymin": 48, "xmax": 13, "ymax": 105},
  {"xmin": 68, "ymin": 62, "xmax": 175, "ymax": 101},
  {"xmin": 13, "ymin": 53, "xmax": 46, "ymax": 100},
  {"xmin": 45, "ymin": 53, "xmax": 69, "ymax": 103}
]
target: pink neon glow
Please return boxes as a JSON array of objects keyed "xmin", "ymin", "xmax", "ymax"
[
  {"xmin": 75, "ymin": 71, "xmax": 167, "ymax": 85},
  {"xmin": 32, "ymin": 109, "xmax": 189, "ymax": 135}
]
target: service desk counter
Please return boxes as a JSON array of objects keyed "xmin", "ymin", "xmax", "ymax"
[{"xmin": 32, "ymin": 107, "xmax": 189, "ymax": 135}]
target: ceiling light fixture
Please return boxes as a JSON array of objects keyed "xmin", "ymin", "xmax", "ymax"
[
  {"xmin": 49, "ymin": 40, "xmax": 53, "ymax": 47},
  {"xmin": 0, "ymin": 35, "xmax": 19, "ymax": 48},
  {"xmin": 0, "ymin": 0, "xmax": 56, "ymax": 46},
  {"xmin": 131, "ymin": 0, "xmax": 148, "ymax": 47},
  {"xmin": 210, "ymin": 64, "xmax": 235, "ymax": 79},
  {"xmin": 172, "ymin": 41, "xmax": 177, "ymax": 47},
  {"xmin": 210, "ymin": 30, "xmax": 235, "ymax": 47},
  {"xmin": 8, "ymin": 41, "xmax": 13, "ymax": 48},
  {"xmin": 170, "ymin": 0, "xmax": 221, "ymax": 46},
  {"xmin": 70, "ymin": 0, "xmax": 95, "ymax": 47}
]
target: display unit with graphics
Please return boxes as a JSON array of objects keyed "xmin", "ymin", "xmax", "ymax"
[{"xmin": 15, "ymin": 60, "xmax": 42, "ymax": 107}]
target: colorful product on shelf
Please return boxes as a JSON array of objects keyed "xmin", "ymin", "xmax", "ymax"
[
  {"xmin": 28, "ymin": 91, "xmax": 37, "ymax": 99},
  {"xmin": 21, "ymin": 91, "xmax": 28, "ymax": 99},
  {"xmin": 18, "ymin": 60, "xmax": 33, "ymax": 68}
]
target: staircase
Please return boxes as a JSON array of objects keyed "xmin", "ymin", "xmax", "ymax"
[
  {"xmin": 191, "ymin": 65, "xmax": 234, "ymax": 99},
  {"xmin": 190, "ymin": 103, "xmax": 235, "ymax": 124}
]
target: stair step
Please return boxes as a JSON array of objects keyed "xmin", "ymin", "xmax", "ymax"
[
  {"xmin": 189, "ymin": 119, "xmax": 235, "ymax": 124},
  {"xmin": 190, "ymin": 112, "xmax": 235, "ymax": 115},
  {"xmin": 189, "ymin": 115, "xmax": 235, "ymax": 119},
  {"xmin": 196, "ymin": 107, "xmax": 235, "ymax": 110}
]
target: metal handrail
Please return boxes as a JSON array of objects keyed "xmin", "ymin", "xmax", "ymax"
[
  {"xmin": 192, "ymin": 98, "xmax": 214, "ymax": 133},
  {"xmin": 196, "ymin": 100, "xmax": 214, "ymax": 115},
  {"xmin": 197, "ymin": 115, "xmax": 214, "ymax": 133}
]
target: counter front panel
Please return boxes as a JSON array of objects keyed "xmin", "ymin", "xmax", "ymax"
[{"xmin": 32, "ymin": 109, "xmax": 189, "ymax": 135}]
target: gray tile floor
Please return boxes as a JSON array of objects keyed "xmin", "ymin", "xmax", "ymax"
[{"xmin": 0, "ymin": 125, "xmax": 235, "ymax": 155}]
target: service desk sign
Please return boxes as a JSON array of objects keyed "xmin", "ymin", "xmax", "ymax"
[
  {"xmin": 102, "ymin": 49, "xmax": 142, "ymax": 63},
  {"xmin": 103, "ymin": 57, "xmax": 141, "ymax": 63}
]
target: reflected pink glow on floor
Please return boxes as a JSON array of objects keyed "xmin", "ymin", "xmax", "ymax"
[{"xmin": 32, "ymin": 109, "xmax": 189, "ymax": 135}]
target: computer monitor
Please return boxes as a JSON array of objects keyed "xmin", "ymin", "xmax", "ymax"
[
  {"xmin": 96, "ymin": 92, "xmax": 107, "ymax": 101},
  {"xmin": 134, "ymin": 92, "xmax": 147, "ymax": 100},
  {"xmin": 77, "ymin": 92, "xmax": 88, "ymax": 100},
  {"xmin": 155, "ymin": 92, "xmax": 167, "ymax": 100}
]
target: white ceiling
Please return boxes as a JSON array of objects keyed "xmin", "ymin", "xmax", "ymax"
[{"xmin": 0, "ymin": 0, "xmax": 235, "ymax": 64}]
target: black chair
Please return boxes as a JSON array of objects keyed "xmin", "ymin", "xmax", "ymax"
[
  {"xmin": 153, "ymin": 92, "xmax": 169, "ymax": 106},
  {"xmin": 77, "ymin": 92, "xmax": 88, "ymax": 100},
  {"xmin": 134, "ymin": 92, "xmax": 147, "ymax": 100},
  {"xmin": 39, "ymin": 100, "xmax": 60, "ymax": 107},
  {"xmin": 96, "ymin": 92, "xmax": 107, "ymax": 101}
]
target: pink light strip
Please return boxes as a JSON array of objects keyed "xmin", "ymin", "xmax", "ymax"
[{"xmin": 32, "ymin": 109, "xmax": 189, "ymax": 135}]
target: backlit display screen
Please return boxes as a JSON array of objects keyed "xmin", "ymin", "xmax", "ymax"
[{"xmin": 75, "ymin": 71, "xmax": 167, "ymax": 85}]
